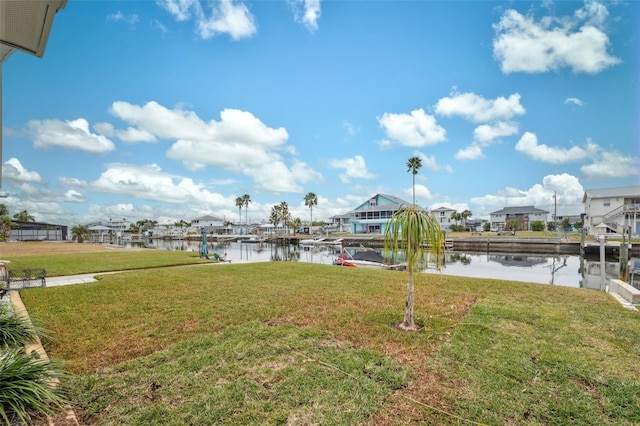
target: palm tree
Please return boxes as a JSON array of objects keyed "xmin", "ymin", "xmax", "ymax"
[
  {"xmin": 304, "ymin": 192, "xmax": 318, "ymax": 229},
  {"xmin": 71, "ymin": 225, "xmax": 90, "ymax": 243},
  {"xmin": 235, "ymin": 197, "xmax": 244, "ymax": 225},
  {"xmin": 384, "ymin": 205, "xmax": 444, "ymax": 331},
  {"xmin": 242, "ymin": 194, "xmax": 251, "ymax": 231},
  {"xmin": 12, "ymin": 210, "xmax": 35, "ymax": 222},
  {"xmin": 406, "ymin": 156, "xmax": 422, "ymax": 206},
  {"xmin": 279, "ymin": 201, "xmax": 291, "ymax": 235},
  {"xmin": 460, "ymin": 209, "xmax": 472, "ymax": 231}
]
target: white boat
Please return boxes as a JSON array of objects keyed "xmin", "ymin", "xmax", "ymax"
[
  {"xmin": 334, "ymin": 249, "xmax": 389, "ymax": 269},
  {"xmin": 300, "ymin": 237, "xmax": 326, "ymax": 245}
]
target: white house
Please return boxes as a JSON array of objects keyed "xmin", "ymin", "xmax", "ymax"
[
  {"xmin": 191, "ymin": 215, "xmax": 224, "ymax": 228},
  {"xmin": 489, "ymin": 206, "xmax": 549, "ymax": 232},
  {"xmin": 431, "ymin": 206, "xmax": 457, "ymax": 231},
  {"xmin": 582, "ymin": 186, "xmax": 640, "ymax": 236}
]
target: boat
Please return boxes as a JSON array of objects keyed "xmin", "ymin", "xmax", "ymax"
[
  {"xmin": 300, "ymin": 237, "xmax": 326, "ymax": 245},
  {"xmin": 334, "ymin": 249, "xmax": 389, "ymax": 269}
]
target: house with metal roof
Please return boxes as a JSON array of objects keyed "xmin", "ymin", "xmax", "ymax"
[
  {"xmin": 489, "ymin": 206, "xmax": 549, "ymax": 232},
  {"xmin": 582, "ymin": 186, "xmax": 640, "ymax": 236},
  {"xmin": 348, "ymin": 194, "xmax": 413, "ymax": 234}
]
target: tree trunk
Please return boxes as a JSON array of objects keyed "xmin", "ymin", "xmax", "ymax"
[{"xmin": 402, "ymin": 269, "xmax": 416, "ymax": 330}]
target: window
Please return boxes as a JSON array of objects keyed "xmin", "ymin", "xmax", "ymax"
[{"xmin": 603, "ymin": 199, "xmax": 610, "ymax": 207}]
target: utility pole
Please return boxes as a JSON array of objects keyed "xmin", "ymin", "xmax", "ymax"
[{"xmin": 554, "ymin": 191, "xmax": 558, "ymax": 236}]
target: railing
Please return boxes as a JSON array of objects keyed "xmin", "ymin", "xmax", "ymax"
[{"xmin": 602, "ymin": 204, "xmax": 640, "ymax": 221}]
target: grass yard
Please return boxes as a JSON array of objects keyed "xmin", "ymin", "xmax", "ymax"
[{"xmin": 13, "ymin": 248, "xmax": 640, "ymax": 425}]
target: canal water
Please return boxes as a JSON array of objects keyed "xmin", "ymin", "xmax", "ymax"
[{"xmin": 132, "ymin": 239, "xmax": 622, "ymax": 290}]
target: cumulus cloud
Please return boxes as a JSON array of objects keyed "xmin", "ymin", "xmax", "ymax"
[
  {"xmin": 61, "ymin": 163, "xmax": 234, "ymax": 209},
  {"xmin": 493, "ymin": 2, "xmax": 620, "ymax": 74},
  {"xmin": 158, "ymin": 0, "xmax": 256, "ymax": 40},
  {"xmin": 403, "ymin": 184, "xmax": 433, "ymax": 203},
  {"xmin": 580, "ymin": 151, "xmax": 640, "ymax": 179},
  {"xmin": 108, "ymin": 101, "xmax": 319, "ymax": 193},
  {"xmin": 435, "ymin": 92, "xmax": 526, "ymax": 123},
  {"xmin": 515, "ymin": 132, "xmax": 598, "ymax": 164},
  {"xmin": 2, "ymin": 158, "xmax": 42, "ymax": 183},
  {"xmin": 415, "ymin": 152, "xmax": 453, "ymax": 173},
  {"xmin": 470, "ymin": 173, "xmax": 585, "ymax": 217},
  {"xmin": 473, "ymin": 121, "xmax": 519, "ymax": 143},
  {"xmin": 515, "ymin": 132, "xmax": 639, "ymax": 178},
  {"xmin": 328, "ymin": 155, "xmax": 375, "ymax": 184},
  {"xmin": 378, "ymin": 109, "xmax": 446, "ymax": 148},
  {"xmin": 288, "ymin": 0, "xmax": 321, "ymax": 32},
  {"xmin": 27, "ymin": 118, "xmax": 115, "ymax": 154},
  {"xmin": 455, "ymin": 144, "xmax": 484, "ymax": 161}
]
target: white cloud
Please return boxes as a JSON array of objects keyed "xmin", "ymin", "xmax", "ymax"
[
  {"xmin": 288, "ymin": 0, "xmax": 321, "ymax": 32},
  {"xmin": 580, "ymin": 151, "xmax": 640, "ymax": 179},
  {"xmin": 378, "ymin": 109, "xmax": 446, "ymax": 148},
  {"xmin": 455, "ymin": 144, "xmax": 484, "ymax": 160},
  {"xmin": 473, "ymin": 121, "xmax": 519, "ymax": 143},
  {"xmin": 435, "ymin": 92, "xmax": 525, "ymax": 123},
  {"xmin": 107, "ymin": 11, "xmax": 139, "ymax": 26},
  {"xmin": 62, "ymin": 163, "xmax": 234, "ymax": 209},
  {"xmin": 514, "ymin": 133, "xmax": 639, "ymax": 178},
  {"xmin": 159, "ymin": 0, "xmax": 256, "ymax": 40},
  {"xmin": 415, "ymin": 152, "xmax": 453, "ymax": 173},
  {"xmin": 2, "ymin": 158, "xmax": 42, "ymax": 183},
  {"xmin": 470, "ymin": 173, "xmax": 585, "ymax": 218},
  {"xmin": 95, "ymin": 122, "xmax": 157, "ymax": 143},
  {"xmin": 328, "ymin": 155, "xmax": 375, "ymax": 184},
  {"xmin": 493, "ymin": 2, "xmax": 620, "ymax": 74},
  {"xmin": 403, "ymin": 184, "xmax": 433, "ymax": 203},
  {"xmin": 564, "ymin": 97, "xmax": 584, "ymax": 107},
  {"xmin": 108, "ymin": 101, "xmax": 318, "ymax": 193},
  {"xmin": 515, "ymin": 132, "xmax": 597, "ymax": 164},
  {"xmin": 27, "ymin": 118, "xmax": 115, "ymax": 154}
]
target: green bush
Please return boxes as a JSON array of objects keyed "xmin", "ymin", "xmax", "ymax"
[{"xmin": 0, "ymin": 306, "xmax": 67, "ymax": 425}]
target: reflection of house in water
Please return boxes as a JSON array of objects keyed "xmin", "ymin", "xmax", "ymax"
[
  {"xmin": 489, "ymin": 254, "xmax": 548, "ymax": 267},
  {"xmin": 581, "ymin": 260, "xmax": 619, "ymax": 291}
]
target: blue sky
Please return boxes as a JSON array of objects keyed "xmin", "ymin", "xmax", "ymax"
[{"xmin": 1, "ymin": 0, "xmax": 638, "ymax": 226}]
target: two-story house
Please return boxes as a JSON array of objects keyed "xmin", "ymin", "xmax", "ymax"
[
  {"xmin": 582, "ymin": 186, "xmax": 640, "ymax": 236},
  {"xmin": 431, "ymin": 206, "xmax": 457, "ymax": 231},
  {"xmin": 349, "ymin": 194, "xmax": 413, "ymax": 234},
  {"xmin": 489, "ymin": 206, "xmax": 549, "ymax": 232}
]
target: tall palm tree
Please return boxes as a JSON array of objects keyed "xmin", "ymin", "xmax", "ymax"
[
  {"xmin": 406, "ymin": 156, "xmax": 422, "ymax": 206},
  {"xmin": 304, "ymin": 192, "xmax": 318, "ymax": 229},
  {"xmin": 242, "ymin": 194, "xmax": 251, "ymax": 233},
  {"xmin": 384, "ymin": 205, "xmax": 444, "ymax": 331},
  {"xmin": 278, "ymin": 201, "xmax": 291, "ymax": 235},
  {"xmin": 235, "ymin": 197, "xmax": 244, "ymax": 225}
]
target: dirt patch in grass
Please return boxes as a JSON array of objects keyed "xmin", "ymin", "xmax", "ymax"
[{"xmin": 0, "ymin": 241, "xmax": 129, "ymax": 257}]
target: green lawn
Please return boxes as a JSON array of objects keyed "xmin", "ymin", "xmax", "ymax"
[{"xmin": 19, "ymin": 261, "xmax": 640, "ymax": 425}]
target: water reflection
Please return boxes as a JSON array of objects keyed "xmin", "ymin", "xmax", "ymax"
[{"xmin": 128, "ymin": 239, "xmax": 621, "ymax": 290}]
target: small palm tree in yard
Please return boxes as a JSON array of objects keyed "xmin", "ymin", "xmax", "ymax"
[
  {"xmin": 384, "ymin": 205, "xmax": 444, "ymax": 331},
  {"xmin": 0, "ymin": 306, "xmax": 67, "ymax": 425}
]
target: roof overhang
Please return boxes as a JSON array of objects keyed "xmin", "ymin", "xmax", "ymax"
[{"xmin": 0, "ymin": 0, "xmax": 67, "ymax": 64}]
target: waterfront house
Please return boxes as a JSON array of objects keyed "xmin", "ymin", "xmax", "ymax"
[
  {"xmin": 582, "ymin": 186, "xmax": 640, "ymax": 237},
  {"xmin": 348, "ymin": 194, "xmax": 413, "ymax": 234},
  {"xmin": 431, "ymin": 206, "xmax": 457, "ymax": 231},
  {"xmin": 489, "ymin": 206, "xmax": 549, "ymax": 232}
]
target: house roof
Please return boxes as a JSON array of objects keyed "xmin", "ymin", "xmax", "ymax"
[
  {"xmin": 431, "ymin": 206, "xmax": 457, "ymax": 212},
  {"xmin": 582, "ymin": 186, "xmax": 640, "ymax": 203},
  {"xmin": 192, "ymin": 215, "xmax": 223, "ymax": 222},
  {"xmin": 489, "ymin": 206, "xmax": 549, "ymax": 215},
  {"xmin": 351, "ymin": 194, "xmax": 413, "ymax": 213}
]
